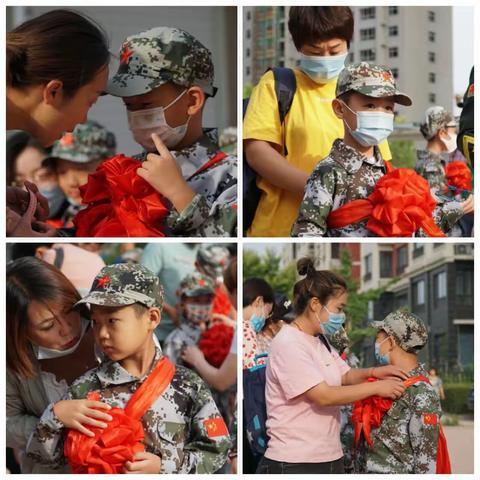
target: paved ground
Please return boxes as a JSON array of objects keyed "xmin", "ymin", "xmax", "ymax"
[{"xmin": 442, "ymin": 416, "xmax": 474, "ymax": 473}]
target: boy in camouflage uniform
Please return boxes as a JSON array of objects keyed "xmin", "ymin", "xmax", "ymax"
[
  {"xmin": 106, "ymin": 27, "xmax": 237, "ymax": 237},
  {"xmin": 357, "ymin": 311, "xmax": 441, "ymax": 474},
  {"xmin": 27, "ymin": 263, "xmax": 231, "ymax": 474},
  {"xmin": 292, "ymin": 63, "xmax": 465, "ymax": 237},
  {"xmin": 164, "ymin": 272, "xmax": 215, "ymax": 365},
  {"xmin": 44, "ymin": 120, "xmax": 116, "ymax": 226}
]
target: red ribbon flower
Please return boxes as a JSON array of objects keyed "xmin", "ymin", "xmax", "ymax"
[
  {"xmin": 64, "ymin": 357, "xmax": 175, "ymax": 474},
  {"xmin": 73, "ymin": 155, "xmax": 168, "ymax": 237},
  {"xmin": 445, "ymin": 161, "xmax": 472, "ymax": 193},
  {"xmin": 198, "ymin": 323, "xmax": 234, "ymax": 367},
  {"xmin": 327, "ymin": 168, "xmax": 446, "ymax": 237}
]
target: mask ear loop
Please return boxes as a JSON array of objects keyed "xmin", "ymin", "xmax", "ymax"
[
  {"xmin": 163, "ymin": 88, "xmax": 189, "ymax": 111},
  {"xmin": 338, "ymin": 99, "xmax": 357, "ymax": 132}
]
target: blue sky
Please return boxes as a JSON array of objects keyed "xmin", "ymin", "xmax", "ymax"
[{"xmin": 453, "ymin": 7, "xmax": 474, "ymax": 97}]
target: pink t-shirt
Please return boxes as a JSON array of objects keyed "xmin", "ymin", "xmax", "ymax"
[{"xmin": 265, "ymin": 324, "xmax": 350, "ymax": 463}]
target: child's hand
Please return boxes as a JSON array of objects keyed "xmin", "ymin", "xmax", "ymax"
[
  {"xmin": 181, "ymin": 345, "xmax": 205, "ymax": 368},
  {"xmin": 124, "ymin": 451, "xmax": 161, "ymax": 474},
  {"xmin": 53, "ymin": 399, "xmax": 112, "ymax": 437},
  {"xmin": 460, "ymin": 194, "xmax": 474, "ymax": 214},
  {"xmin": 137, "ymin": 133, "xmax": 196, "ymax": 213}
]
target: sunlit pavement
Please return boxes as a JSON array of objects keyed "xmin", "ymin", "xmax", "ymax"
[{"xmin": 443, "ymin": 415, "xmax": 474, "ymax": 473}]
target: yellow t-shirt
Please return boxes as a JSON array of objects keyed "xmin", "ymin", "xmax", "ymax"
[{"xmin": 243, "ymin": 69, "xmax": 392, "ymax": 237}]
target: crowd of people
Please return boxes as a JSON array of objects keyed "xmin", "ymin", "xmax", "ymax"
[
  {"xmin": 243, "ymin": 258, "xmax": 450, "ymax": 474},
  {"xmin": 6, "ymin": 243, "xmax": 237, "ymax": 474},
  {"xmin": 244, "ymin": 6, "xmax": 474, "ymax": 238},
  {"xmin": 7, "ymin": 9, "xmax": 237, "ymax": 237}
]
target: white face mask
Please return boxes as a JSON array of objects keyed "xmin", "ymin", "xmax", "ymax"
[
  {"xmin": 441, "ymin": 132, "xmax": 457, "ymax": 153},
  {"xmin": 127, "ymin": 89, "xmax": 191, "ymax": 151},
  {"xmin": 33, "ymin": 317, "xmax": 90, "ymax": 360}
]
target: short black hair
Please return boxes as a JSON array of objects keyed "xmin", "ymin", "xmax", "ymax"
[
  {"xmin": 288, "ymin": 7, "xmax": 354, "ymax": 51},
  {"xmin": 243, "ymin": 278, "xmax": 275, "ymax": 308},
  {"xmin": 336, "ymin": 91, "xmax": 355, "ymax": 105}
]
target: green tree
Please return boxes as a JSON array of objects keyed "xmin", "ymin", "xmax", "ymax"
[
  {"xmin": 389, "ymin": 139, "xmax": 416, "ymax": 168},
  {"xmin": 243, "ymin": 83, "xmax": 254, "ymax": 99},
  {"xmin": 243, "ymin": 249, "xmax": 296, "ymax": 297}
]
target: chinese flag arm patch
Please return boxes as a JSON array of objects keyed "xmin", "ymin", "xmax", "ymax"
[
  {"xmin": 203, "ymin": 417, "xmax": 229, "ymax": 438},
  {"xmin": 423, "ymin": 413, "xmax": 438, "ymax": 425}
]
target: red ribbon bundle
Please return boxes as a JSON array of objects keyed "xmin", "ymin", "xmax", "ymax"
[
  {"xmin": 73, "ymin": 155, "xmax": 169, "ymax": 237},
  {"xmin": 327, "ymin": 168, "xmax": 446, "ymax": 237},
  {"xmin": 64, "ymin": 357, "xmax": 175, "ymax": 474},
  {"xmin": 212, "ymin": 286, "xmax": 233, "ymax": 316},
  {"xmin": 198, "ymin": 323, "xmax": 234, "ymax": 367},
  {"xmin": 445, "ymin": 161, "xmax": 472, "ymax": 193}
]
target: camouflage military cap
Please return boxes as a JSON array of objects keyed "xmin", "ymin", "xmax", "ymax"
[
  {"xmin": 76, "ymin": 263, "xmax": 164, "ymax": 309},
  {"xmin": 44, "ymin": 121, "xmax": 116, "ymax": 166},
  {"xmin": 336, "ymin": 62, "xmax": 412, "ymax": 106},
  {"xmin": 178, "ymin": 272, "xmax": 215, "ymax": 298},
  {"xmin": 107, "ymin": 27, "xmax": 216, "ymax": 97},
  {"xmin": 371, "ymin": 310, "xmax": 428, "ymax": 353},
  {"xmin": 419, "ymin": 106, "xmax": 456, "ymax": 140},
  {"xmin": 196, "ymin": 245, "xmax": 230, "ymax": 280}
]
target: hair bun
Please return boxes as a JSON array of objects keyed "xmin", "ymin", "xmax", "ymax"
[{"xmin": 297, "ymin": 257, "xmax": 315, "ymax": 277}]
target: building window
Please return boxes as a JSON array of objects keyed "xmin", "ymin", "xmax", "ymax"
[
  {"xmin": 456, "ymin": 270, "xmax": 473, "ymax": 306},
  {"xmin": 413, "ymin": 244, "xmax": 424, "ymax": 258},
  {"xmin": 391, "ymin": 68, "xmax": 399, "ymax": 79},
  {"xmin": 413, "ymin": 279, "xmax": 425, "ymax": 306},
  {"xmin": 429, "ymin": 31, "xmax": 436, "ymax": 42},
  {"xmin": 360, "ymin": 28, "xmax": 376, "ymax": 41},
  {"xmin": 389, "ymin": 47, "xmax": 399, "ymax": 58},
  {"xmin": 246, "ymin": 11, "xmax": 251, "ymax": 21},
  {"xmin": 428, "ymin": 10, "xmax": 435, "ymax": 22},
  {"xmin": 397, "ymin": 246, "xmax": 408, "ymax": 274},
  {"xmin": 389, "ymin": 6, "xmax": 398, "ymax": 15},
  {"xmin": 389, "ymin": 26, "xmax": 398, "ymax": 36},
  {"xmin": 380, "ymin": 251, "xmax": 393, "ymax": 278},
  {"xmin": 364, "ymin": 254, "xmax": 372, "ymax": 281},
  {"xmin": 395, "ymin": 291, "xmax": 408, "ymax": 309},
  {"xmin": 360, "ymin": 49, "xmax": 376, "ymax": 61},
  {"xmin": 246, "ymin": 48, "xmax": 251, "ymax": 58},
  {"xmin": 246, "ymin": 29, "xmax": 251, "ymax": 39},
  {"xmin": 429, "ymin": 72, "xmax": 436, "ymax": 83},
  {"xmin": 434, "ymin": 271, "xmax": 447, "ymax": 302},
  {"xmin": 429, "ymin": 93, "xmax": 436, "ymax": 103},
  {"xmin": 360, "ymin": 7, "xmax": 376, "ymax": 19},
  {"xmin": 429, "ymin": 52, "xmax": 436, "ymax": 63},
  {"xmin": 331, "ymin": 244, "xmax": 340, "ymax": 259},
  {"xmin": 348, "ymin": 52, "xmax": 354, "ymax": 63},
  {"xmin": 246, "ymin": 66, "xmax": 250, "ymax": 76}
]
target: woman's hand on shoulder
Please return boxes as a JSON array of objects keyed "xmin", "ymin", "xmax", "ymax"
[{"xmin": 372, "ymin": 365, "xmax": 409, "ymax": 381}]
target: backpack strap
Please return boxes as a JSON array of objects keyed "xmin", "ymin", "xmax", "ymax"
[
  {"xmin": 318, "ymin": 334, "xmax": 332, "ymax": 353},
  {"xmin": 269, "ymin": 67, "xmax": 297, "ymax": 156}
]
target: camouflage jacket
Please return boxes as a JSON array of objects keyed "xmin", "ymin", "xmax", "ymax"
[
  {"xmin": 135, "ymin": 128, "xmax": 237, "ymax": 237},
  {"xmin": 26, "ymin": 341, "xmax": 231, "ymax": 473},
  {"xmin": 292, "ymin": 139, "xmax": 464, "ymax": 237},
  {"xmin": 163, "ymin": 320, "xmax": 202, "ymax": 365},
  {"xmin": 415, "ymin": 149, "xmax": 447, "ymax": 194},
  {"xmin": 363, "ymin": 365, "xmax": 441, "ymax": 474},
  {"xmin": 292, "ymin": 139, "xmax": 388, "ymax": 237}
]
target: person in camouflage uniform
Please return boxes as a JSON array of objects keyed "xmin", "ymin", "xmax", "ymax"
[
  {"xmin": 292, "ymin": 63, "xmax": 465, "ymax": 237},
  {"xmin": 355, "ymin": 310, "xmax": 441, "ymax": 474},
  {"xmin": 106, "ymin": 27, "xmax": 237, "ymax": 237},
  {"xmin": 43, "ymin": 120, "xmax": 116, "ymax": 226},
  {"xmin": 26, "ymin": 263, "xmax": 231, "ymax": 474},
  {"xmin": 164, "ymin": 271, "xmax": 215, "ymax": 365}
]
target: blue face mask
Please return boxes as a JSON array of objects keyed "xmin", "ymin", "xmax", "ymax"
[
  {"xmin": 39, "ymin": 185, "xmax": 66, "ymax": 218},
  {"xmin": 250, "ymin": 313, "xmax": 266, "ymax": 333},
  {"xmin": 374, "ymin": 337, "xmax": 391, "ymax": 365},
  {"xmin": 342, "ymin": 101, "xmax": 394, "ymax": 146},
  {"xmin": 317, "ymin": 305, "xmax": 346, "ymax": 335},
  {"xmin": 300, "ymin": 52, "xmax": 348, "ymax": 84}
]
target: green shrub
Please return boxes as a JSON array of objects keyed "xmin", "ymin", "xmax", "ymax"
[{"xmin": 442, "ymin": 383, "xmax": 472, "ymax": 414}]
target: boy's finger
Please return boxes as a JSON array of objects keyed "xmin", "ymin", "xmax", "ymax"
[
  {"xmin": 81, "ymin": 416, "xmax": 108, "ymax": 429},
  {"xmin": 85, "ymin": 409, "xmax": 113, "ymax": 421},
  {"xmin": 151, "ymin": 133, "xmax": 170, "ymax": 157},
  {"xmin": 74, "ymin": 421, "xmax": 94, "ymax": 437},
  {"xmin": 87, "ymin": 400, "xmax": 112, "ymax": 410},
  {"xmin": 137, "ymin": 167, "xmax": 149, "ymax": 179}
]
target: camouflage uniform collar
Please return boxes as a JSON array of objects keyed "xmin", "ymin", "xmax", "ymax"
[
  {"xmin": 179, "ymin": 320, "xmax": 202, "ymax": 337},
  {"xmin": 95, "ymin": 334, "xmax": 163, "ymax": 386},
  {"xmin": 406, "ymin": 363, "xmax": 428, "ymax": 380},
  {"xmin": 416, "ymin": 148, "xmax": 448, "ymax": 165},
  {"xmin": 330, "ymin": 138, "xmax": 384, "ymax": 174}
]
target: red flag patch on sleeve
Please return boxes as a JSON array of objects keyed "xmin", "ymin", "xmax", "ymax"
[
  {"xmin": 423, "ymin": 413, "xmax": 438, "ymax": 425},
  {"xmin": 204, "ymin": 417, "xmax": 229, "ymax": 438}
]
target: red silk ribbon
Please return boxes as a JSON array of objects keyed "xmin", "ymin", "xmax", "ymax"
[
  {"xmin": 64, "ymin": 357, "xmax": 175, "ymax": 474},
  {"xmin": 445, "ymin": 161, "xmax": 472, "ymax": 193},
  {"xmin": 73, "ymin": 155, "xmax": 169, "ymax": 237},
  {"xmin": 327, "ymin": 167, "xmax": 446, "ymax": 237}
]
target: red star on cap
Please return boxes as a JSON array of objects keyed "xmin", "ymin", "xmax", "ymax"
[
  {"xmin": 198, "ymin": 279, "xmax": 206, "ymax": 286},
  {"xmin": 60, "ymin": 133, "xmax": 75, "ymax": 146},
  {"xmin": 96, "ymin": 275, "xmax": 110, "ymax": 288},
  {"xmin": 383, "ymin": 72, "xmax": 392, "ymax": 82},
  {"xmin": 120, "ymin": 45, "xmax": 133, "ymax": 65}
]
